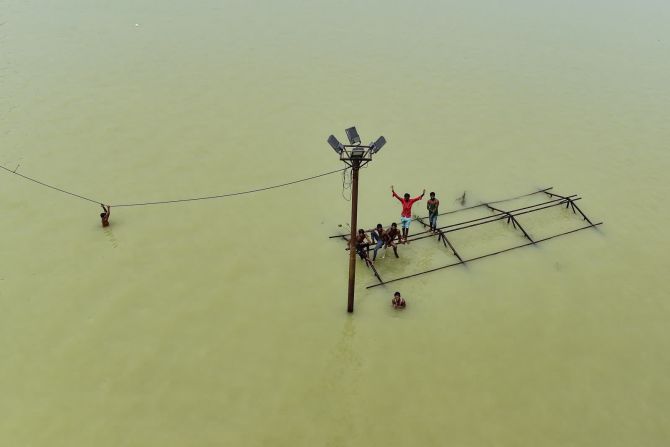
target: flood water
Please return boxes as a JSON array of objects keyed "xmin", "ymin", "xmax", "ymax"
[{"xmin": 2, "ymin": 1, "xmax": 669, "ymax": 445}]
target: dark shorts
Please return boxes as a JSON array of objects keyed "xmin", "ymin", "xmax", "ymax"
[{"xmin": 356, "ymin": 244, "xmax": 369, "ymax": 259}]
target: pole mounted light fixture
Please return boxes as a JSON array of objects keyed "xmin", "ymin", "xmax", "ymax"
[
  {"xmin": 325, "ymin": 126, "xmax": 385, "ymax": 168},
  {"xmin": 327, "ymin": 135, "xmax": 344, "ymax": 154},
  {"xmin": 325, "ymin": 126, "xmax": 387, "ymax": 313},
  {"xmin": 370, "ymin": 136, "xmax": 386, "ymax": 154},
  {"xmin": 345, "ymin": 126, "xmax": 361, "ymax": 145}
]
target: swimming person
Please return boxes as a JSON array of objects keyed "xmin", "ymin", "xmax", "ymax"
[
  {"xmin": 383, "ymin": 222, "xmax": 401, "ymax": 258},
  {"xmin": 392, "ymin": 291, "xmax": 406, "ymax": 309},
  {"xmin": 371, "ymin": 223, "xmax": 386, "ymax": 262},
  {"xmin": 100, "ymin": 204, "xmax": 111, "ymax": 227},
  {"xmin": 427, "ymin": 192, "xmax": 440, "ymax": 233},
  {"xmin": 391, "ymin": 185, "xmax": 425, "ymax": 243},
  {"xmin": 353, "ymin": 228, "xmax": 373, "ymax": 267}
]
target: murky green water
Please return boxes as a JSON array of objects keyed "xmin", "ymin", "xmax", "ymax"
[{"xmin": 2, "ymin": 1, "xmax": 669, "ymax": 445}]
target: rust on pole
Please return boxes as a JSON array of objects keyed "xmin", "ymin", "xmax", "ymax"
[{"xmin": 347, "ymin": 160, "xmax": 360, "ymax": 313}]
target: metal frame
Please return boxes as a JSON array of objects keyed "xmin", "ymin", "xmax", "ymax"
[
  {"xmin": 339, "ymin": 144, "xmax": 373, "ymax": 168},
  {"xmin": 330, "ymin": 188, "xmax": 602, "ymax": 289},
  {"xmin": 414, "ymin": 215, "xmax": 464, "ymax": 263},
  {"xmin": 484, "ymin": 203, "xmax": 535, "ymax": 244},
  {"xmin": 544, "ymin": 190, "xmax": 594, "ymax": 225}
]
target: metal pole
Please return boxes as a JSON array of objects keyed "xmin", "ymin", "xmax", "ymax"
[{"xmin": 347, "ymin": 159, "xmax": 360, "ymax": 313}]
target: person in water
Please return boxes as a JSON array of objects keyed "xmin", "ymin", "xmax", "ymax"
[
  {"xmin": 383, "ymin": 222, "xmax": 401, "ymax": 258},
  {"xmin": 371, "ymin": 223, "xmax": 386, "ymax": 262},
  {"xmin": 353, "ymin": 228, "xmax": 373, "ymax": 267},
  {"xmin": 427, "ymin": 192, "xmax": 440, "ymax": 233},
  {"xmin": 100, "ymin": 204, "xmax": 111, "ymax": 227},
  {"xmin": 391, "ymin": 185, "xmax": 425, "ymax": 243},
  {"xmin": 392, "ymin": 291, "xmax": 406, "ymax": 309}
]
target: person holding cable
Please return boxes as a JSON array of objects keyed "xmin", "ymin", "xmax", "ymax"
[
  {"xmin": 100, "ymin": 204, "xmax": 111, "ymax": 227},
  {"xmin": 391, "ymin": 185, "xmax": 425, "ymax": 243}
]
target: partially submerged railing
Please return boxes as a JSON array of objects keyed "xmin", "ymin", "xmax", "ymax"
[{"xmin": 330, "ymin": 187, "xmax": 602, "ymax": 289}]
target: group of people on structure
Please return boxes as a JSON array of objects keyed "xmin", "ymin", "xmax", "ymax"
[{"xmin": 353, "ymin": 186, "xmax": 440, "ymax": 267}]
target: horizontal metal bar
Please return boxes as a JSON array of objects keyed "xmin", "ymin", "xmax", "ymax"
[
  {"xmin": 545, "ymin": 190, "xmax": 594, "ymax": 225},
  {"xmin": 330, "ymin": 194, "xmax": 573, "ymax": 240},
  {"xmin": 407, "ymin": 197, "xmax": 577, "ymax": 242},
  {"xmin": 510, "ymin": 197, "xmax": 582, "ymax": 217},
  {"xmin": 328, "ymin": 187, "xmax": 554, "ymax": 239},
  {"xmin": 413, "ymin": 195, "xmax": 577, "ymax": 238},
  {"xmin": 429, "ymin": 186, "xmax": 555, "ymax": 219},
  {"xmin": 343, "ymin": 197, "xmax": 580, "ymax": 251},
  {"xmin": 485, "ymin": 203, "xmax": 535, "ymax": 243},
  {"xmin": 433, "ymin": 186, "xmax": 554, "ymax": 218},
  {"xmin": 415, "ymin": 215, "xmax": 464, "ymax": 262},
  {"xmin": 366, "ymin": 222, "xmax": 603, "ymax": 289}
]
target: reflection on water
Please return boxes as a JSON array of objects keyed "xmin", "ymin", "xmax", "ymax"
[
  {"xmin": 324, "ymin": 318, "xmax": 362, "ymax": 393},
  {"xmin": 325, "ymin": 319, "xmax": 361, "ymax": 445},
  {"xmin": 334, "ymin": 318, "xmax": 361, "ymax": 370},
  {"xmin": 103, "ymin": 228, "xmax": 118, "ymax": 248}
]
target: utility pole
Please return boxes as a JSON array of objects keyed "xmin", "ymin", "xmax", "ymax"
[
  {"xmin": 327, "ymin": 127, "xmax": 386, "ymax": 313},
  {"xmin": 346, "ymin": 159, "xmax": 360, "ymax": 312}
]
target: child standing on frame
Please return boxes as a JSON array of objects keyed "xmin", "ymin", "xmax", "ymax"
[{"xmin": 427, "ymin": 192, "xmax": 440, "ymax": 233}]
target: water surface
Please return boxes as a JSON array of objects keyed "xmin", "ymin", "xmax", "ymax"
[{"xmin": 1, "ymin": 1, "xmax": 669, "ymax": 445}]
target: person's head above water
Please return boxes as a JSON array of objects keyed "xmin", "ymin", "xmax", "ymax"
[
  {"xmin": 392, "ymin": 291, "xmax": 406, "ymax": 308},
  {"xmin": 430, "ymin": 192, "xmax": 435, "ymax": 198},
  {"xmin": 100, "ymin": 213, "xmax": 105, "ymax": 218},
  {"xmin": 404, "ymin": 193, "xmax": 410, "ymax": 200}
]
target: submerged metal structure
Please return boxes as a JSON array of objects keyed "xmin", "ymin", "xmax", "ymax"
[{"xmin": 329, "ymin": 187, "xmax": 602, "ymax": 289}]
